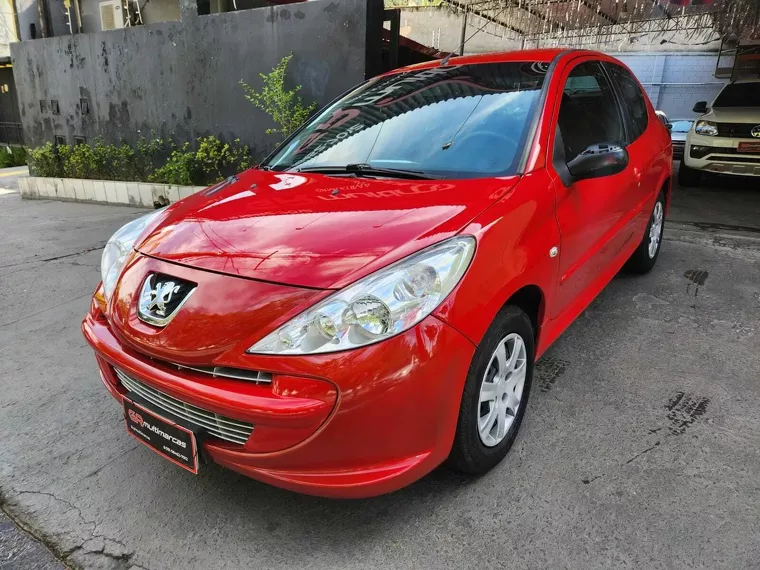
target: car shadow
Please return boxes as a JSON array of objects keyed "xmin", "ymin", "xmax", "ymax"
[{"xmin": 188, "ymin": 459, "xmax": 481, "ymax": 539}]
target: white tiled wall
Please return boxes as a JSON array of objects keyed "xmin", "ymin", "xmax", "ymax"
[
  {"xmin": 610, "ymin": 52, "xmax": 727, "ymax": 119},
  {"xmin": 20, "ymin": 177, "xmax": 207, "ymax": 207}
]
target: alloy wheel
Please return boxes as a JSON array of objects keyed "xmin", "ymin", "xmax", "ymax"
[
  {"xmin": 477, "ymin": 333, "xmax": 527, "ymax": 447},
  {"xmin": 648, "ymin": 201, "xmax": 664, "ymax": 259}
]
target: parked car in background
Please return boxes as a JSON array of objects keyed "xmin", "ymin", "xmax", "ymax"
[
  {"xmin": 680, "ymin": 79, "xmax": 760, "ymax": 185},
  {"xmin": 83, "ymin": 49, "xmax": 672, "ymax": 498},
  {"xmin": 669, "ymin": 119, "xmax": 694, "ymax": 161}
]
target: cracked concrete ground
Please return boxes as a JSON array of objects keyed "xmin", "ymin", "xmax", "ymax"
[{"xmin": 1, "ymin": 175, "xmax": 759, "ymax": 570}]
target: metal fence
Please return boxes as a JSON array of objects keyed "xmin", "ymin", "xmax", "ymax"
[{"xmin": 0, "ymin": 122, "xmax": 23, "ymax": 145}]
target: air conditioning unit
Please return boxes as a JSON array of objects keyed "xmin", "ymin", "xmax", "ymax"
[{"xmin": 99, "ymin": 0, "xmax": 125, "ymax": 31}]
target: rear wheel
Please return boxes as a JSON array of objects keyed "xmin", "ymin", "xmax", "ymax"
[
  {"xmin": 624, "ymin": 192, "xmax": 665, "ymax": 274},
  {"xmin": 449, "ymin": 306, "xmax": 534, "ymax": 475},
  {"xmin": 678, "ymin": 162, "xmax": 702, "ymax": 187}
]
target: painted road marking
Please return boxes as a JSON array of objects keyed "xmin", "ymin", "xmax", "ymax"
[{"xmin": 0, "ymin": 168, "xmax": 28, "ymax": 177}]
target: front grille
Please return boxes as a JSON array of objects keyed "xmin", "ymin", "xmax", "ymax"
[
  {"xmin": 168, "ymin": 362, "xmax": 272, "ymax": 384},
  {"xmin": 715, "ymin": 123, "xmax": 758, "ymax": 138},
  {"xmin": 672, "ymin": 141, "xmax": 685, "ymax": 159},
  {"xmin": 115, "ymin": 368, "xmax": 254, "ymax": 445}
]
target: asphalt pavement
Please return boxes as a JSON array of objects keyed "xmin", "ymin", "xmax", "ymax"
[
  {"xmin": 0, "ymin": 166, "xmax": 28, "ymax": 192},
  {"xmin": 1, "ymin": 180, "xmax": 759, "ymax": 570}
]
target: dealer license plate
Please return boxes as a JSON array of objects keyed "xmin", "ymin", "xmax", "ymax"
[
  {"xmin": 737, "ymin": 141, "xmax": 760, "ymax": 153},
  {"xmin": 123, "ymin": 398, "xmax": 198, "ymax": 474}
]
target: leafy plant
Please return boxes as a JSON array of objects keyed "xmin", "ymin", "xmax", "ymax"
[
  {"xmin": 149, "ymin": 143, "xmax": 197, "ymax": 186},
  {"xmin": 27, "ymin": 135, "xmax": 251, "ymax": 186},
  {"xmin": 194, "ymin": 136, "xmax": 251, "ymax": 183},
  {"xmin": 0, "ymin": 146, "xmax": 27, "ymax": 168},
  {"xmin": 27, "ymin": 143, "xmax": 60, "ymax": 177},
  {"xmin": 240, "ymin": 54, "xmax": 317, "ymax": 138},
  {"xmin": 133, "ymin": 135, "xmax": 176, "ymax": 181},
  {"xmin": 61, "ymin": 142, "xmax": 95, "ymax": 179}
]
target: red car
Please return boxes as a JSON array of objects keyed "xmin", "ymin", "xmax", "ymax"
[{"xmin": 83, "ymin": 49, "xmax": 672, "ymax": 498}]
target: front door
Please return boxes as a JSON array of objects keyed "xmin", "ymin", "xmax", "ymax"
[{"xmin": 548, "ymin": 59, "xmax": 636, "ymax": 319}]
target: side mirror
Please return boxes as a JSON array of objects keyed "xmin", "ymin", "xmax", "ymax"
[
  {"xmin": 666, "ymin": 122, "xmax": 673, "ymax": 131},
  {"xmin": 567, "ymin": 143, "xmax": 629, "ymax": 182},
  {"xmin": 693, "ymin": 101, "xmax": 708, "ymax": 114}
]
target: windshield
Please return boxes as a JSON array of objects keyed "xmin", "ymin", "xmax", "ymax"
[
  {"xmin": 262, "ymin": 62, "xmax": 549, "ymax": 179},
  {"xmin": 670, "ymin": 120, "xmax": 693, "ymax": 133},
  {"xmin": 713, "ymin": 83, "xmax": 760, "ymax": 107}
]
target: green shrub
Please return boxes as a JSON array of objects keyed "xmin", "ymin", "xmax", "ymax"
[
  {"xmin": 61, "ymin": 142, "xmax": 94, "ymax": 179},
  {"xmin": 150, "ymin": 143, "xmax": 197, "ymax": 186},
  {"xmin": 11, "ymin": 146, "xmax": 27, "ymax": 166},
  {"xmin": 240, "ymin": 54, "xmax": 317, "ymax": 138},
  {"xmin": 194, "ymin": 136, "xmax": 251, "ymax": 183},
  {"xmin": 134, "ymin": 136, "xmax": 176, "ymax": 181},
  {"xmin": 26, "ymin": 135, "xmax": 250, "ymax": 186},
  {"xmin": 0, "ymin": 146, "xmax": 27, "ymax": 168},
  {"xmin": 27, "ymin": 143, "xmax": 61, "ymax": 177}
]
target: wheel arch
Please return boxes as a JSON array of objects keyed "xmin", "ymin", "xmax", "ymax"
[{"xmin": 503, "ymin": 284, "xmax": 546, "ymax": 345}]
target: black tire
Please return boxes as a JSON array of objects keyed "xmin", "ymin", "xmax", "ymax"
[
  {"xmin": 678, "ymin": 162, "xmax": 702, "ymax": 187},
  {"xmin": 448, "ymin": 306, "xmax": 535, "ymax": 475},
  {"xmin": 624, "ymin": 192, "xmax": 665, "ymax": 274}
]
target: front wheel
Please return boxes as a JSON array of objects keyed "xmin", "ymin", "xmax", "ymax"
[
  {"xmin": 448, "ymin": 306, "xmax": 534, "ymax": 475},
  {"xmin": 624, "ymin": 192, "xmax": 665, "ymax": 274}
]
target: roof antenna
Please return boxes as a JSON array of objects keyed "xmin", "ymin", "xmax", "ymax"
[{"xmin": 441, "ymin": 4, "xmax": 508, "ymax": 66}]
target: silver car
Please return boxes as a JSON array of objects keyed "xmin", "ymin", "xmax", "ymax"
[{"xmin": 668, "ymin": 119, "xmax": 694, "ymax": 161}]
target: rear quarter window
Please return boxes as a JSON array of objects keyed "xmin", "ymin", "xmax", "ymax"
[{"xmin": 605, "ymin": 63, "xmax": 649, "ymax": 142}]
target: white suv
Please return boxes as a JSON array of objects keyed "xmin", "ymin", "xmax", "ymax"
[{"xmin": 679, "ymin": 79, "xmax": 760, "ymax": 186}]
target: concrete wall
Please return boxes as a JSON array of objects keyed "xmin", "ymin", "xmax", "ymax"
[
  {"xmin": 15, "ymin": 0, "xmax": 39, "ymax": 41},
  {"xmin": 611, "ymin": 52, "xmax": 727, "ymax": 119},
  {"xmin": 20, "ymin": 175, "xmax": 207, "ymax": 206},
  {"xmin": 396, "ymin": 7, "xmax": 522, "ymax": 55},
  {"xmin": 11, "ymin": 0, "xmax": 367, "ymax": 158},
  {"xmin": 0, "ymin": 0, "xmax": 18, "ymax": 58}
]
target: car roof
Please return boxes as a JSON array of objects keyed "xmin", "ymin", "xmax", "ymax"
[{"xmin": 384, "ymin": 48, "xmax": 606, "ymax": 76}]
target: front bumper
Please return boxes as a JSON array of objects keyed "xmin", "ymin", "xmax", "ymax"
[
  {"xmin": 83, "ymin": 302, "xmax": 475, "ymax": 498},
  {"xmin": 683, "ymin": 132, "xmax": 760, "ymax": 176}
]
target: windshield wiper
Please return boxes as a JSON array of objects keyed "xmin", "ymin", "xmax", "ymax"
[{"xmin": 295, "ymin": 164, "xmax": 439, "ymax": 180}]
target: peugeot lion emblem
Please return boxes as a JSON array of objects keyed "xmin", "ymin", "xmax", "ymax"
[
  {"xmin": 138, "ymin": 274, "xmax": 196, "ymax": 327},
  {"xmin": 751, "ymin": 125, "xmax": 760, "ymax": 139}
]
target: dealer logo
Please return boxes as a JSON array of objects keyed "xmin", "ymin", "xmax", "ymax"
[
  {"xmin": 751, "ymin": 125, "xmax": 760, "ymax": 139},
  {"xmin": 128, "ymin": 409, "xmax": 143, "ymax": 425}
]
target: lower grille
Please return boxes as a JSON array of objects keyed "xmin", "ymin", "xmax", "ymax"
[{"xmin": 115, "ymin": 368, "xmax": 253, "ymax": 445}]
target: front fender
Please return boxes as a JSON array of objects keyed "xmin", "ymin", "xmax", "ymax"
[{"xmin": 434, "ymin": 171, "xmax": 559, "ymax": 351}]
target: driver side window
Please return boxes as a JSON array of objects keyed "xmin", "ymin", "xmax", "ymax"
[{"xmin": 557, "ymin": 62, "xmax": 626, "ymax": 163}]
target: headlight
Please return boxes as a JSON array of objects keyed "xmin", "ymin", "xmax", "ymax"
[
  {"xmin": 694, "ymin": 120, "xmax": 718, "ymax": 136},
  {"xmin": 248, "ymin": 236, "xmax": 476, "ymax": 355},
  {"xmin": 100, "ymin": 209, "xmax": 165, "ymax": 300}
]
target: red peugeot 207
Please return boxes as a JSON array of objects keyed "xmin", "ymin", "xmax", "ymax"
[{"xmin": 83, "ymin": 49, "xmax": 671, "ymax": 498}]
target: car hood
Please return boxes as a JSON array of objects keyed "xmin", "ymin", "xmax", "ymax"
[
  {"xmin": 704, "ymin": 107, "xmax": 760, "ymax": 123},
  {"xmin": 671, "ymin": 132, "xmax": 688, "ymax": 142},
  {"xmin": 136, "ymin": 169, "xmax": 518, "ymax": 289}
]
